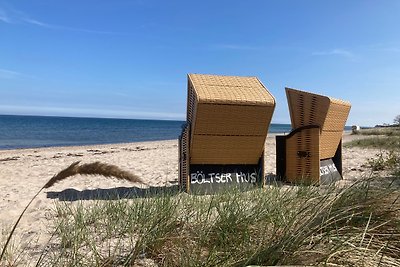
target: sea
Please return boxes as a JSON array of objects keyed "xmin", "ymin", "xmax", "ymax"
[{"xmin": 0, "ymin": 114, "xmax": 295, "ymax": 150}]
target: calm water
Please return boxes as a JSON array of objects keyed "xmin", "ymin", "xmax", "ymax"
[{"xmin": 0, "ymin": 115, "xmax": 295, "ymax": 149}]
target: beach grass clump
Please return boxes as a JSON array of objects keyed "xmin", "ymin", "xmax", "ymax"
[
  {"xmin": 367, "ymin": 150, "xmax": 400, "ymax": 172},
  {"xmin": 0, "ymin": 227, "xmax": 34, "ymax": 267},
  {"xmin": 346, "ymin": 128, "xmax": 400, "ymax": 173},
  {"xmin": 357, "ymin": 127, "xmax": 400, "ymax": 137},
  {"xmin": 0, "ymin": 161, "xmax": 145, "ymax": 266},
  {"xmin": 347, "ymin": 126, "xmax": 400, "ymax": 150},
  {"xmin": 36, "ymin": 178, "xmax": 400, "ymax": 267},
  {"xmin": 346, "ymin": 136, "xmax": 400, "ymax": 150},
  {"xmin": 0, "ymin": 228, "xmax": 16, "ymax": 267}
]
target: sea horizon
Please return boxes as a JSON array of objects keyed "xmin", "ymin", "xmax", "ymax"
[{"xmin": 0, "ymin": 114, "xmax": 297, "ymax": 150}]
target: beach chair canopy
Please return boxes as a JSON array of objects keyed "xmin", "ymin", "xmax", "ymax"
[
  {"xmin": 286, "ymin": 87, "xmax": 351, "ymax": 160},
  {"xmin": 179, "ymin": 74, "xmax": 275, "ymax": 193},
  {"xmin": 276, "ymin": 87, "xmax": 351, "ymax": 184},
  {"xmin": 187, "ymin": 74, "xmax": 276, "ymax": 164}
]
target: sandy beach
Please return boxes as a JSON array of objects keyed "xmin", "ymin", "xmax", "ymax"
[{"xmin": 0, "ymin": 133, "xmax": 381, "ymax": 264}]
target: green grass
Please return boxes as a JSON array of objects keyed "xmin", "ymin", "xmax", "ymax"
[
  {"xmin": 346, "ymin": 127, "xmax": 400, "ymax": 151},
  {"xmin": 346, "ymin": 127, "xmax": 400, "ymax": 175},
  {"xmin": 346, "ymin": 136, "xmax": 400, "ymax": 150},
  {"xmin": 29, "ymin": 179, "xmax": 400, "ymax": 267},
  {"xmin": 357, "ymin": 127, "xmax": 400, "ymax": 137},
  {"xmin": 0, "ymin": 227, "xmax": 37, "ymax": 267},
  {"xmin": 2, "ymin": 178, "xmax": 400, "ymax": 266}
]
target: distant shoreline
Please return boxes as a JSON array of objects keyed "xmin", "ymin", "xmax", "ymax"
[
  {"xmin": 0, "ymin": 131, "xmax": 358, "ymax": 152},
  {"xmin": 0, "ymin": 115, "xmax": 295, "ymax": 150}
]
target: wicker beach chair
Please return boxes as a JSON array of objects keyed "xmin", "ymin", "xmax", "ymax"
[
  {"xmin": 179, "ymin": 74, "xmax": 276, "ymax": 193},
  {"xmin": 276, "ymin": 87, "xmax": 351, "ymax": 185}
]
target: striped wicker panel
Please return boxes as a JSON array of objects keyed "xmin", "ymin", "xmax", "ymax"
[
  {"xmin": 286, "ymin": 87, "xmax": 351, "ymax": 159},
  {"xmin": 320, "ymin": 99, "xmax": 351, "ymax": 159},
  {"xmin": 187, "ymin": 74, "xmax": 276, "ymax": 165},
  {"xmin": 286, "ymin": 88, "xmax": 330, "ymax": 129},
  {"xmin": 190, "ymin": 135, "xmax": 266, "ymax": 165},
  {"xmin": 193, "ymin": 104, "xmax": 274, "ymax": 136},
  {"xmin": 323, "ymin": 98, "xmax": 352, "ymax": 131},
  {"xmin": 188, "ymin": 74, "xmax": 274, "ymax": 105},
  {"xmin": 285, "ymin": 127, "xmax": 320, "ymax": 184},
  {"xmin": 186, "ymin": 82, "xmax": 196, "ymax": 125},
  {"xmin": 319, "ymin": 131, "xmax": 343, "ymax": 159},
  {"xmin": 179, "ymin": 124, "xmax": 190, "ymax": 192}
]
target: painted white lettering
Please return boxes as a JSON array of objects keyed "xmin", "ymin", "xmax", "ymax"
[
  {"xmin": 220, "ymin": 173, "xmax": 226, "ymax": 183},
  {"xmin": 226, "ymin": 173, "xmax": 232, "ymax": 183},
  {"xmin": 320, "ymin": 165, "xmax": 336, "ymax": 176},
  {"xmin": 215, "ymin": 173, "xmax": 222, "ymax": 183},
  {"xmin": 328, "ymin": 164, "xmax": 338, "ymax": 172},
  {"xmin": 235, "ymin": 173, "xmax": 240, "ymax": 183},
  {"xmin": 250, "ymin": 173, "xmax": 257, "ymax": 183},
  {"xmin": 196, "ymin": 171, "xmax": 205, "ymax": 184},
  {"xmin": 208, "ymin": 173, "xmax": 215, "ymax": 183},
  {"xmin": 222, "ymin": 173, "xmax": 226, "ymax": 183},
  {"xmin": 190, "ymin": 173, "xmax": 198, "ymax": 184}
]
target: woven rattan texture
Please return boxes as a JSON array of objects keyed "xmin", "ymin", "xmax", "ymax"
[
  {"xmin": 190, "ymin": 135, "xmax": 265, "ymax": 164},
  {"xmin": 286, "ymin": 88, "xmax": 330, "ymax": 129},
  {"xmin": 179, "ymin": 125, "xmax": 190, "ymax": 192},
  {"xmin": 194, "ymin": 104, "xmax": 274, "ymax": 136},
  {"xmin": 188, "ymin": 74, "xmax": 275, "ymax": 105},
  {"xmin": 286, "ymin": 87, "xmax": 351, "ymax": 159},
  {"xmin": 285, "ymin": 127, "xmax": 320, "ymax": 184},
  {"xmin": 186, "ymin": 74, "xmax": 276, "ymax": 165},
  {"xmin": 186, "ymin": 83, "xmax": 196, "ymax": 125}
]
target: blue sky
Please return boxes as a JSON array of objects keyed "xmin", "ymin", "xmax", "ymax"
[{"xmin": 1, "ymin": 0, "xmax": 399, "ymax": 126}]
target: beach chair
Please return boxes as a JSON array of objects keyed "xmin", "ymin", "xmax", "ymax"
[
  {"xmin": 276, "ymin": 87, "xmax": 351, "ymax": 185},
  {"xmin": 179, "ymin": 74, "xmax": 276, "ymax": 193}
]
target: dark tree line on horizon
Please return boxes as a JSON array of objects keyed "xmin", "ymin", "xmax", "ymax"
[{"xmin": 394, "ymin": 115, "xmax": 400, "ymax": 126}]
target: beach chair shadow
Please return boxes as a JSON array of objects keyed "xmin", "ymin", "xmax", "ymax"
[
  {"xmin": 276, "ymin": 87, "xmax": 351, "ymax": 185},
  {"xmin": 179, "ymin": 74, "xmax": 276, "ymax": 194},
  {"xmin": 46, "ymin": 185, "xmax": 180, "ymax": 201}
]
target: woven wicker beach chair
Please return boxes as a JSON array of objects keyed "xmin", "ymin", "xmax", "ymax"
[
  {"xmin": 179, "ymin": 74, "xmax": 276, "ymax": 193},
  {"xmin": 276, "ymin": 87, "xmax": 351, "ymax": 185}
]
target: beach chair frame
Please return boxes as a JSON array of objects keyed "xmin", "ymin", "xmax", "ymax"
[
  {"xmin": 276, "ymin": 87, "xmax": 351, "ymax": 185},
  {"xmin": 179, "ymin": 74, "xmax": 275, "ymax": 193}
]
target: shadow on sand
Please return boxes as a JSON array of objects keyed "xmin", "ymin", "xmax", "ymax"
[
  {"xmin": 46, "ymin": 185, "xmax": 180, "ymax": 201},
  {"xmin": 46, "ymin": 174, "xmax": 292, "ymax": 201}
]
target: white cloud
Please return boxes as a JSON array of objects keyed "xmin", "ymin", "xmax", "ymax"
[
  {"xmin": 312, "ymin": 49, "xmax": 355, "ymax": 58},
  {"xmin": 22, "ymin": 17, "xmax": 51, "ymax": 27},
  {"xmin": 0, "ymin": 4, "xmax": 127, "ymax": 35},
  {"xmin": 213, "ymin": 44, "xmax": 263, "ymax": 51},
  {"xmin": 0, "ymin": 8, "xmax": 11, "ymax": 23},
  {"xmin": 0, "ymin": 68, "xmax": 22, "ymax": 79},
  {"xmin": 0, "ymin": 68, "xmax": 36, "ymax": 80},
  {"xmin": 22, "ymin": 17, "xmax": 127, "ymax": 35}
]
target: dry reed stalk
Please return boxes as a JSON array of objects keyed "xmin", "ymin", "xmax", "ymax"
[
  {"xmin": 1, "ymin": 161, "xmax": 145, "ymax": 261},
  {"xmin": 44, "ymin": 161, "xmax": 145, "ymax": 188}
]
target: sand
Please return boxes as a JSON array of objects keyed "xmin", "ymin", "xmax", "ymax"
[{"xmin": 0, "ymin": 133, "xmax": 382, "ymax": 264}]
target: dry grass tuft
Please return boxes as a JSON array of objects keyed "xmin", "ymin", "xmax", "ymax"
[
  {"xmin": 44, "ymin": 161, "xmax": 145, "ymax": 188},
  {"xmin": 1, "ymin": 161, "xmax": 145, "ymax": 263}
]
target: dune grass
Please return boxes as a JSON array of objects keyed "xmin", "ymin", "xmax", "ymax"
[
  {"xmin": 2, "ymin": 129, "xmax": 400, "ymax": 266},
  {"xmin": 28, "ymin": 177, "xmax": 400, "ymax": 267},
  {"xmin": 357, "ymin": 127, "xmax": 400, "ymax": 137},
  {"xmin": 2, "ymin": 177, "xmax": 400, "ymax": 266},
  {"xmin": 346, "ymin": 136, "xmax": 400, "ymax": 150},
  {"xmin": 346, "ymin": 126, "xmax": 400, "ymax": 150},
  {"xmin": 0, "ymin": 161, "xmax": 145, "ymax": 267},
  {"xmin": 346, "ymin": 127, "xmax": 400, "ymax": 175}
]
